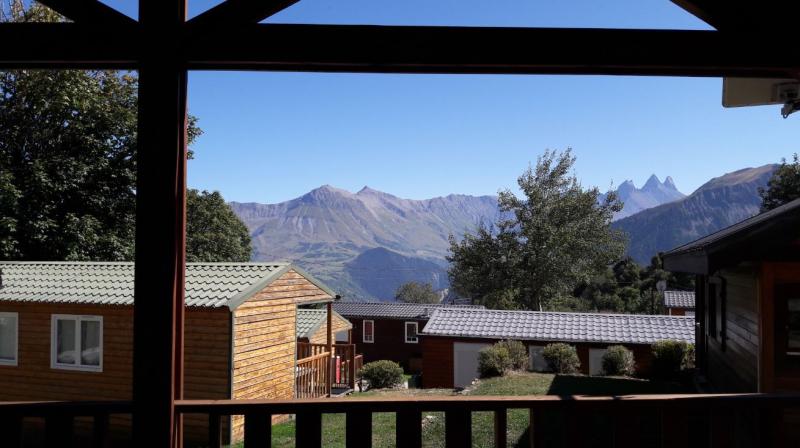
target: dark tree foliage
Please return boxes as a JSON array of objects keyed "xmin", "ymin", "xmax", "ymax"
[
  {"xmin": 394, "ymin": 281, "xmax": 440, "ymax": 304},
  {"xmin": 0, "ymin": 2, "xmax": 248, "ymax": 263},
  {"xmin": 448, "ymin": 150, "xmax": 625, "ymax": 310},
  {"xmin": 759, "ymin": 154, "xmax": 800, "ymax": 212},
  {"xmin": 186, "ymin": 190, "xmax": 252, "ymax": 263}
]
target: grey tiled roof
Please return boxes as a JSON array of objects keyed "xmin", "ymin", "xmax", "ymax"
[
  {"xmin": 664, "ymin": 290, "xmax": 695, "ymax": 309},
  {"xmin": 0, "ymin": 261, "xmax": 333, "ymax": 309},
  {"xmin": 333, "ymin": 302, "xmax": 484, "ymax": 320},
  {"xmin": 296, "ymin": 308, "xmax": 351, "ymax": 339},
  {"xmin": 421, "ymin": 308, "xmax": 694, "ymax": 345}
]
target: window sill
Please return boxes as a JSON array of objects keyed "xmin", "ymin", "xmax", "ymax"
[{"xmin": 51, "ymin": 363, "xmax": 103, "ymax": 373}]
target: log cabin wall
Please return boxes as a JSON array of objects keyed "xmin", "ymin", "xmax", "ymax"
[
  {"xmin": 705, "ymin": 267, "xmax": 760, "ymax": 392},
  {"xmin": 230, "ymin": 269, "xmax": 333, "ymax": 441},
  {"xmin": 307, "ymin": 313, "xmax": 351, "ymax": 344},
  {"xmin": 0, "ymin": 302, "xmax": 231, "ymax": 443},
  {"xmin": 421, "ymin": 336, "xmax": 657, "ymax": 388},
  {"xmin": 349, "ymin": 317, "xmax": 426, "ymax": 373}
]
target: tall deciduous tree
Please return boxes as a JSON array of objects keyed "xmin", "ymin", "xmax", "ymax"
[
  {"xmin": 0, "ymin": 2, "xmax": 248, "ymax": 263},
  {"xmin": 448, "ymin": 150, "xmax": 625, "ymax": 310},
  {"xmin": 759, "ymin": 154, "xmax": 800, "ymax": 212},
  {"xmin": 186, "ymin": 190, "xmax": 252, "ymax": 263},
  {"xmin": 395, "ymin": 281, "xmax": 440, "ymax": 304}
]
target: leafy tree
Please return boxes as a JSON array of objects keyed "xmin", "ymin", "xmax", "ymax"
[
  {"xmin": 394, "ymin": 281, "xmax": 440, "ymax": 304},
  {"xmin": 0, "ymin": 2, "xmax": 247, "ymax": 263},
  {"xmin": 448, "ymin": 149, "xmax": 625, "ymax": 310},
  {"xmin": 186, "ymin": 190, "xmax": 252, "ymax": 263},
  {"xmin": 759, "ymin": 154, "xmax": 800, "ymax": 212}
]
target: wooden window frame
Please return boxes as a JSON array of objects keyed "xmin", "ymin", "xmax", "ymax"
[
  {"xmin": 404, "ymin": 322, "xmax": 419, "ymax": 344},
  {"xmin": 51, "ymin": 314, "xmax": 103, "ymax": 372},
  {"xmin": 362, "ymin": 320, "xmax": 374, "ymax": 343},
  {"xmin": 0, "ymin": 312, "xmax": 19, "ymax": 366}
]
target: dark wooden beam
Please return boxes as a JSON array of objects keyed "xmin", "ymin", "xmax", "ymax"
[
  {"xmin": 184, "ymin": 25, "xmax": 800, "ymax": 78},
  {"xmin": 188, "ymin": 0, "xmax": 299, "ymax": 27},
  {"xmin": 0, "ymin": 23, "xmax": 138, "ymax": 68},
  {"xmin": 671, "ymin": 0, "xmax": 800, "ymax": 31},
  {"xmin": 36, "ymin": 0, "xmax": 136, "ymax": 27},
  {"xmin": 131, "ymin": 1, "xmax": 187, "ymax": 448}
]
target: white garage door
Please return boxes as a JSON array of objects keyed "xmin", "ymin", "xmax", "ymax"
[
  {"xmin": 588, "ymin": 348, "xmax": 608, "ymax": 376},
  {"xmin": 528, "ymin": 345, "xmax": 548, "ymax": 372},
  {"xmin": 453, "ymin": 342, "xmax": 491, "ymax": 388}
]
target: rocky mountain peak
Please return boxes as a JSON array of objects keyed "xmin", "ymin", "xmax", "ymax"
[
  {"xmin": 664, "ymin": 176, "xmax": 677, "ymax": 190},
  {"xmin": 642, "ymin": 174, "xmax": 662, "ymax": 192}
]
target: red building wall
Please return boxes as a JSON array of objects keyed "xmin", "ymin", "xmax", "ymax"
[{"xmin": 347, "ymin": 317, "xmax": 426, "ymax": 373}]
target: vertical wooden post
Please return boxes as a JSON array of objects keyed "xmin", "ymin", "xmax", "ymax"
[
  {"xmin": 327, "ymin": 301, "xmax": 333, "ymax": 396},
  {"xmin": 132, "ymin": 2, "xmax": 188, "ymax": 448}
]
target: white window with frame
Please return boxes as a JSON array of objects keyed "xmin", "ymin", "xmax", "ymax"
[
  {"xmin": 362, "ymin": 320, "xmax": 374, "ymax": 343},
  {"xmin": 405, "ymin": 321, "xmax": 419, "ymax": 344},
  {"xmin": 0, "ymin": 312, "xmax": 18, "ymax": 366},
  {"xmin": 51, "ymin": 315, "xmax": 103, "ymax": 372}
]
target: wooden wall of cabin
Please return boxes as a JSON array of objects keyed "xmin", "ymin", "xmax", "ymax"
[
  {"xmin": 759, "ymin": 262, "xmax": 800, "ymax": 392},
  {"xmin": 705, "ymin": 267, "xmax": 760, "ymax": 392},
  {"xmin": 0, "ymin": 301, "xmax": 231, "ymax": 444},
  {"xmin": 421, "ymin": 336, "xmax": 656, "ymax": 388},
  {"xmin": 230, "ymin": 269, "xmax": 333, "ymax": 442},
  {"xmin": 348, "ymin": 317, "xmax": 426, "ymax": 373},
  {"xmin": 307, "ymin": 313, "xmax": 351, "ymax": 345}
]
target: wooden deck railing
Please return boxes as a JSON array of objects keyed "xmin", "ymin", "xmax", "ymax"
[
  {"xmin": 0, "ymin": 400, "xmax": 132, "ymax": 448},
  {"xmin": 297, "ymin": 343, "xmax": 363, "ymax": 391},
  {"xmin": 177, "ymin": 393, "xmax": 800, "ymax": 448},
  {"xmin": 295, "ymin": 351, "xmax": 331, "ymax": 399}
]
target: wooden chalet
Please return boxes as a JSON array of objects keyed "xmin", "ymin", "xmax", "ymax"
[
  {"xmin": 3, "ymin": 0, "xmax": 800, "ymax": 446},
  {"xmin": 333, "ymin": 302, "xmax": 483, "ymax": 373},
  {"xmin": 0, "ymin": 261, "xmax": 348, "ymax": 444},
  {"xmin": 663, "ymin": 198, "xmax": 800, "ymax": 394},
  {"xmin": 420, "ymin": 308, "xmax": 695, "ymax": 388},
  {"xmin": 664, "ymin": 290, "xmax": 696, "ymax": 316}
]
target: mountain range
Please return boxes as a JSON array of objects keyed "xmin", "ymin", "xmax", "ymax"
[
  {"xmin": 600, "ymin": 175, "xmax": 686, "ymax": 220},
  {"xmin": 231, "ymin": 165, "xmax": 776, "ymax": 300}
]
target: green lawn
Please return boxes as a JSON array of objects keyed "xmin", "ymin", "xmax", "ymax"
[{"xmin": 258, "ymin": 372, "xmax": 689, "ymax": 448}]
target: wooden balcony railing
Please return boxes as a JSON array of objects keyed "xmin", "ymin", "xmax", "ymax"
[
  {"xmin": 0, "ymin": 400, "xmax": 132, "ymax": 448},
  {"xmin": 295, "ymin": 351, "xmax": 331, "ymax": 399},
  {"xmin": 298, "ymin": 342, "xmax": 363, "ymax": 391},
  {"xmin": 0, "ymin": 394, "xmax": 797, "ymax": 447},
  {"xmin": 177, "ymin": 393, "xmax": 800, "ymax": 448}
]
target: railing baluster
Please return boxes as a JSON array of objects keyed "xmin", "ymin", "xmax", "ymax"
[
  {"xmin": 208, "ymin": 412, "xmax": 222, "ymax": 448},
  {"xmin": 660, "ymin": 407, "xmax": 687, "ymax": 448},
  {"xmin": 45, "ymin": 415, "xmax": 74, "ymax": 448},
  {"xmin": 347, "ymin": 410, "xmax": 372, "ymax": 448},
  {"xmin": 296, "ymin": 411, "xmax": 322, "ymax": 448},
  {"xmin": 397, "ymin": 409, "xmax": 421, "ymax": 448},
  {"xmin": 244, "ymin": 412, "xmax": 271, "ymax": 447},
  {"xmin": 529, "ymin": 408, "xmax": 542, "ymax": 448},
  {"xmin": 445, "ymin": 408, "xmax": 471, "ymax": 448},
  {"xmin": 92, "ymin": 413, "xmax": 110, "ymax": 448},
  {"xmin": 0, "ymin": 414, "xmax": 22, "ymax": 448},
  {"xmin": 493, "ymin": 409, "xmax": 507, "ymax": 448}
]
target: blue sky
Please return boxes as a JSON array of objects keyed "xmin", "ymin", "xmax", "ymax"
[{"xmin": 106, "ymin": 0, "xmax": 799, "ymax": 203}]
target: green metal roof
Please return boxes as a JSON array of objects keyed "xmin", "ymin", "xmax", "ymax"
[
  {"xmin": 295, "ymin": 308, "xmax": 351, "ymax": 339},
  {"xmin": 0, "ymin": 261, "xmax": 336, "ymax": 309}
]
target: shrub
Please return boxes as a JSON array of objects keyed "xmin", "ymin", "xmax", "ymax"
[
  {"xmin": 360, "ymin": 360, "xmax": 404, "ymax": 389},
  {"xmin": 601, "ymin": 345, "xmax": 635, "ymax": 376},
  {"xmin": 497, "ymin": 340, "xmax": 528, "ymax": 371},
  {"xmin": 542, "ymin": 343, "xmax": 580, "ymax": 374},
  {"xmin": 478, "ymin": 345, "xmax": 511, "ymax": 378},
  {"xmin": 651, "ymin": 340, "xmax": 693, "ymax": 379}
]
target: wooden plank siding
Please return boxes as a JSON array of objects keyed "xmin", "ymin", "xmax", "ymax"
[
  {"xmin": 349, "ymin": 317, "xmax": 426, "ymax": 373},
  {"xmin": 706, "ymin": 267, "xmax": 760, "ymax": 392},
  {"xmin": 230, "ymin": 269, "xmax": 333, "ymax": 442},
  {"xmin": 0, "ymin": 302, "xmax": 231, "ymax": 444},
  {"xmin": 422, "ymin": 336, "xmax": 658, "ymax": 389},
  {"xmin": 305, "ymin": 313, "xmax": 351, "ymax": 344}
]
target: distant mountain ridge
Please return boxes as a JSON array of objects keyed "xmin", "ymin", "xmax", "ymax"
[
  {"xmin": 600, "ymin": 174, "xmax": 686, "ymax": 220},
  {"xmin": 230, "ymin": 186, "xmax": 500, "ymax": 299},
  {"xmin": 614, "ymin": 164, "xmax": 777, "ymax": 263}
]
